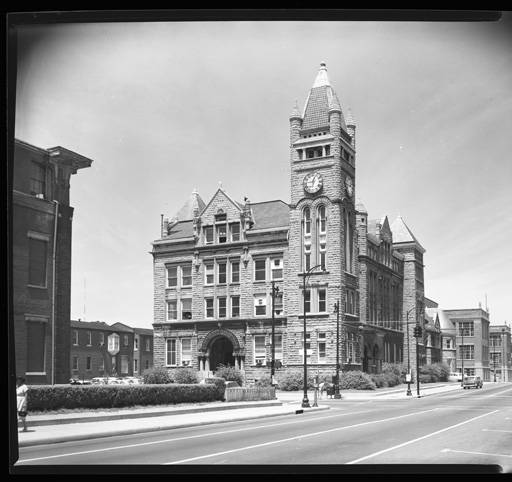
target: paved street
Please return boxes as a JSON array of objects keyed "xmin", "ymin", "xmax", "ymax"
[{"xmin": 15, "ymin": 384, "xmax": 511, "ymax": 471}]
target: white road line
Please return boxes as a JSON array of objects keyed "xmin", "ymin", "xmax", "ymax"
[
  {"xmin": 442, "ymin": 448, "xmax": 512, "ymax": 458},
  {"xmin": 345, "ymin": 410, "xmax": 499, "ymax": 465},
  {"xmin": 164, "ymin": 408, "xmax": 439, "ymax": 465},
  {"xmin": 17, "ymin": 408, "xmax": 376, "ymax": 463},
  {"xmin": 482, "ymin": 429, "xmax": 512, "ymax": 433}
]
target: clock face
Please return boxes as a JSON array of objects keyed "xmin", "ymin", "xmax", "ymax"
[
  {"xmin": 345, "ymin": 176, "xmax": 354, "ymax": 197},
  {"xmin": 303, "ymin": 172, "xmax": 323, "ymax": 194}
]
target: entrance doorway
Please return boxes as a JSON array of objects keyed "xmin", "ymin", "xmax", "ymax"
[{"xmin": 209, "ymin": 336, "xmax": 235, "ymax": 371}]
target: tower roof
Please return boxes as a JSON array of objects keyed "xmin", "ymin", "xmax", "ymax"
[
  {"xmin": 301, "ymin": 62, "xmax": 347, "ymax": 132},
  {"xmin": 173, "ymin": 189, "xmax": 206, "ymax": 221},
  {"xmin": 390, "ymin": 215, "xmax": 425, "ymax": 252}
]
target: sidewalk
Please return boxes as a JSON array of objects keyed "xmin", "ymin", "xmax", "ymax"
[{"xmin": 16, "ymin": 382, "xmax": 461, "ymax": 448}]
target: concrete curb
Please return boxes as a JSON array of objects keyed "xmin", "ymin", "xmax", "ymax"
[
  {"xmin": 18, "ymin": 405, "xmax": 330, "ymax": 448},
  {"xmin": 25, "ymin": 400, "xmax": 283, "ymax": 427}
]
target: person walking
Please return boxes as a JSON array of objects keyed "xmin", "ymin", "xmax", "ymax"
[{"xmin": 16, "ymin": 377, "xmax": 28, "ymax": 432}]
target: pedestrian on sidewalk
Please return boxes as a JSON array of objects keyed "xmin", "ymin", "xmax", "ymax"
[{"xmin": 16, "ymin": 377, "xmax": 29, "ymax": 432}]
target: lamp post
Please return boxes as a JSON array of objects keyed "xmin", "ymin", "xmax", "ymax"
[
  {"xmin": 405, "ymin": 307, "xmax": 415, "ymax": 396},
  {"xmin": 270, "ymin": 281, "xmax": 280, "ymax": 386},
  {"xmin": 334, "ymin": 300, "xmax": 342, "ymax": 399},
  {"xmin": 502, "ymin": 328, "xmax": 506, "ymax": 383},
  {"xmin": 414, "ymin": 323, "xmax": 421, "ymax": 397},
  {"xmin": 300, "ymin": 264, "xmax": 322, "ymax": 408}
]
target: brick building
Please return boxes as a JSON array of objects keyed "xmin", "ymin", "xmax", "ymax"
[
  {"xmin": 442, "ymin": 308, "xmax": 491, "ymax": 381},
  {"xmin": 490, "ymin": 324, "xmax": 511, "ymax": 382},
  {"xmin": 151, "ymin": 63, "xmax": 429, "ymax": 381},
  {"xmin": 70, "ymin": 320, "xmax": 153, "ymax": 380},
  {"xmin": 13, "ymin": 139, "xmax": 92, "ymax": 384}
]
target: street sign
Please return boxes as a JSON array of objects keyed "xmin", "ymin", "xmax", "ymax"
[{"xmin": 406, "ymin": 373, "xmax": 412, "ymax": 382}]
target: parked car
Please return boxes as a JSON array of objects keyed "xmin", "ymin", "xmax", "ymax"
[
  {"xmin": 104, "ymin": 377, "xmax": 123, "ymax": 385},
  {"xmin": 91, "ymin": 377, "xmax": 108, "ymax": 385},
  {"xmin": 69, "ymin": 378, "xmax": 92, "ymax": 385},
  {"xmin": 462, "ymin": 376, "xmax": 483, "ymax": 389},
  {"xmin": 120, "ymin": 377, "xmax": 142, "ymax": 385},
  {"xmin": 449, "ymin": 372, "xmax": 463, "ymax": 382}
]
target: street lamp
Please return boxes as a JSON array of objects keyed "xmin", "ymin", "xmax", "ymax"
[
  {"xmin": 405, "ymin": 307, "xmax": 415, "ymax": 397},
  {"xmin": 413, "ymin": 322, "xmax": 422, "ymax": 397},
  {"xmin": 334, "ymin": 300, "xmax": 342, "ymax": 399},
  {"xmin": 502, "ymin": 328, "xmax": 506, "ymax": 383},
  {"xmin": 300, "ymin": 264, "xmax": 322, "ymax": 408},
  {"xmin": 270, "ymin": 281, "xmax": 280, "ymax": 386}
]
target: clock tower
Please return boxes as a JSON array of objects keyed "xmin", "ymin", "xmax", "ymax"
[{"xmin": 285, "ymin": 62, "xmax": 359, "ymax": 372}]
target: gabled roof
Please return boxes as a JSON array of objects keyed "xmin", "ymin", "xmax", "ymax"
[
  {"xmin": 250, "ymin": 200, "xmax": 289, "ymax": 230},
  {"xmin": 390, "ymin": 216, "xmax": 425, "ymax": 252},
  {"xmin": 301, "ymin": 63, "xmax": 347, "ymax": 132},
  {"xmin": 133, "ymin": 327, "xmax": 154, "ymax": 336},
  {"xmin": 70, "ymin": 320, "xmax": 111, "ymax": 330},
  {"xmin": 110, "ymin": 322, "xmax": 134, "ymax": 333}
]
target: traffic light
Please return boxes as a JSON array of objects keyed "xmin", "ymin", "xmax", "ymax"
[{"xmin": 413, "ymin": 325, "xmax": 422, "ymax": 338}]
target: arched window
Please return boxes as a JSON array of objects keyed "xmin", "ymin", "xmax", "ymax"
[
  {"xmin": 317, "ymin": 205, "xmax": 327, "ymax": 270},
  {"xmin": 302, "ymin": 207, "xmax": 312, "ymax": 271}
]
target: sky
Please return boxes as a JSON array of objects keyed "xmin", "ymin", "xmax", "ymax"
[{"xmin": 13, "ymin": 15, "xmax": 512, "ymax": 330}]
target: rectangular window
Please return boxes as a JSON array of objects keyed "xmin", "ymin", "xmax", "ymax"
[
  {"xmin": 108, "ymin": 334, "xmax": 120, "ymax": 353},
  {"xmin": 145, "ymin": 359, "xmax": 150, "ymax": 370},
  {"xmin": 303, "ymin": 289, "xmax": 311, "ymax": 313},
  {"xmin": 217, "ymin": 262, "xmax": 227, "ymax": 284},
  {"xmin": 26, "ymin": 321, "xmax": 46, "ymax": 373},
  {"xmin": 166, "ymin": 339, "xmax": 177, "ymax": 366},
  {"xmin": 217, "ymin": 223, "xmax": 227, "ymax": 243},
  {"xmin": 28, "ymin": 237, "xmax": 47, "ymax": 287},
  {"xmin": 121, "ymin": 355, "xmax": 129, "ymax": 374},
  {"xmin": 204, "ymin": 226, "xmax": 214, "ymax": 244},
  {"xmin": 231, "ymin": 296, "xmax": 240, "ymax": 318},
  {"xmin": 30, "ymin": 161, "xmax": 46, "ymax": 196},
  {"xmin": 205, "ymin": 298, "xmax": 214, "ymax": 318},
  {"xmin": 218, "ymin": 297, "xmax": 227, "ymax": 318},
  {"xmin": 167, "ymin": 300, "xmax": 178, "ymax": 320},
  {"xmin": 134, "ymin": 336, "xmax": 139, "ymax": 350},
  {"xmin": 205, "ymin": 263, "xmax": 214, "ymax": 285},
  {"xmin": 99, "ymin": 332, "xmax": 105, "ymax": 346},
  {"xmin": 167, "ymin": 266, "xmax": 178, "ymax": 288},
  {"xmin": 273, "ymin": 292, "xmax": 283, "ymax": 316},
  {"xmin": 318, "ymin": 333, "xmax": 326, "ymax": 363},
  {"xmin": 123, "ymin": 334, "xmax": 129, "ymax": 346},
  {"xmin": 145, "ymin": 338, "xmax": 151, "ymax": 352},
  {"xmin": 181, "ymin": 298, "xmax": 192, "ymax": 320},
  {"xmin": 271, "ymin": 258, "xmax": 283, "ymax": 280},
  {"xmin": 87, "ymin": 331, "xmax": 92, "ymax": 346},
  {"xmin": 99, "ymin": 358, "xmax": 104, "ymax": 372},
  {"xmin": 181, "ymin": 338, "xmax": 192, "ymax": 366},
  {"xmin": 72, "ymin": 356, "xmax": 78, "ymax": 371},
  {"xmin": 458, "ymin": 321, "xmax": 474, "ymax": 337},
  {"xmin": 254, "ymin": 259, "xmax": 266, "ymax": 281},
  {"xmin": 230, "ymin": 261, "xmax": 240, "ymax": 283},
  {"xmin": 254, "ymin": 335, "xmax": 266, "ymax": 365},
  {"xmin": 254, "ymin": 295, "xmax": 267, "ymax": 316},
  {"xmin": 181, "ymin": 265, "xmax": 192, "ymax": 287},
  {"xmin": 318, "ymin": 289, "xmax": 326, "ymax": 313},
  {"xmin": 346, "ymin": 333, "xmax": 357, "ymax": 363},
  {"xmin": 346, "ymin": 289, "xmax": 355, "ymax": 315},
  {"xmin": 319, "ymin": 234, "xmax": 326, "ymax": 270},
  {"xmin": 461, "ymin": 344, "xmax": 475, "ymax": 360},
  {"xmin": 72, "ymin": 330, "xmax": 78, "ymax": 346},
  {"xmin": 86, "ymin": 356, "xmax": 92, "ymax": 370},
  {"xmin": 230, "ymin": 223, "xmax": 240, "ymax": 242},
  {"xmin": 134, "ymin": 359, "xmax": 138, "ymax": 373}
]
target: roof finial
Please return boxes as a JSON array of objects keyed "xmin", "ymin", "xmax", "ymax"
[
  {"xmin": 313, "ymin": 62, "xmax": 330, "ymax": 88},
  {"xmin": 218, "ymin": 181, "xmax": 223, "ymax": 190}
]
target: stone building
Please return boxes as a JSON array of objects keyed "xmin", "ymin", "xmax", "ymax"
[
  {"xmin": 70, "ymin": 320, "xmax": 153, "ymax": 380},
  {"xmin": 13, "ymin": 138, "xmax": 92, "ymax": 384},
  {"xmin": 442, "ymin": 308, "xmax": 491, "ymax": 381},
  {"xmin": 490, "ymin": 324, "xmax": 511, "ymax": 382},
  {"xmin": 151, "ymin": 63, "xmax": 429, "ymax": 381}
]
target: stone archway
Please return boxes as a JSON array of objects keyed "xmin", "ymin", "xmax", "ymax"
[{"xmin": 209, "ymin": 336, "xmax": 235, "ymax": 371}]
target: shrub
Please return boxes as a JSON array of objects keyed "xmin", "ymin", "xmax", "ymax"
[
  {"xmin": 419, "ymin": 362, "xmax": 450, "ymax": 383},
  {"xmin": 170, "ymin": 368, "xmax": 199, "ymax": 384},
  {"xmin": 214, "ymin": 364, "xmax": 244, "ymax": 386},
  {"xmin": 339, "ymin": 371, "xmax": 376, "ymax": 390},
  {"xmin": 142, "ymin": 366, "xmax": 172, "ymax": 384},
  {"xmin": 203, "ymin": 376, "xmax": 226, "ymax": 400},
  {"xmin": 26, "ymin": 383, "xmax": 223, "ymax": 411},
  {"xmin": 276, "ymin": 369, "xmax": 315, "ymax": 391},
  {"xmin": 370, "ymin": 373, "xmax": 388, "ymax": 388},
  {"xmin": 254, "ymin": 374, "xmax": 273, "ymax": 388}
]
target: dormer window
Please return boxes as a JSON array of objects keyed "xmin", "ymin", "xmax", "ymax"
[{"xmin": 216, "ymin": 223, "xmax": 227, "ymax": 243}]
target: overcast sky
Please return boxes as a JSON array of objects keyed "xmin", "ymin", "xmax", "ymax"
[{"xmin": 14, "ymin": 16, "xmax": 512, "ymax": 330}]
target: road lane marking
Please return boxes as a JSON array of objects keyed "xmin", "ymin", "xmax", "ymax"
[
  {"xmin": 17, "ymin": 408, "xmax": 377, "ymax": 463},
  {"xmin": 164, "ymin": 408, "xmax": 439, "ymax": 465},
  {"xmin": 482, "ymin": 429, "xmax": 512, "ymax": 433},
  {"xmin": 345, "ymin": 410, "xmax": 499, "ymax": 465},
  {"xmin": 442, "ymin": 448, "xmax": 512, "ymax": 458}
]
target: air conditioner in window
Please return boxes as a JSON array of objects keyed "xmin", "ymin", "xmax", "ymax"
[{"xmin": 35, "ymin": 193, "xmax": 44, "ymax": 199}]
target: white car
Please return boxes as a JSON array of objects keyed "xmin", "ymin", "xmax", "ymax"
[
  {"xmin": 120, "ymin": 377, "xmax": 142, "ymax": 385},
  {"xmin": 449, "ymin": 372, "xmax": 463, "ymax": 382}
]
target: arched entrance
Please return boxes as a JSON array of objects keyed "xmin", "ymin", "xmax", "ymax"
[{"xmin": 209, "ymin": 336, "xmax": 235, "ymax": 371}]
